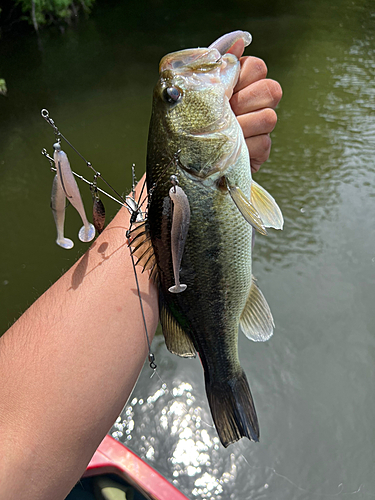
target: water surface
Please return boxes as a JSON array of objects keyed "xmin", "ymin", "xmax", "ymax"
[{"xmin": 1, "ymin": 0, "xmax": 375, "ymax": 498}]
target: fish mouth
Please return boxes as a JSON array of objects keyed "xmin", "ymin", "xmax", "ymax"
[
  {"xmin": 159, "ymin": 47, "xmax": 222, "ymax": 73},
  {"xmin": 159, "ymin": 47, "xmax": 240, "ymax": 97}
]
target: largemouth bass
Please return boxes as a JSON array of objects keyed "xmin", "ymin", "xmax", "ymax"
[{"xmin": 132, "ymin": 31, "xmax": 283, "ymax": 447}]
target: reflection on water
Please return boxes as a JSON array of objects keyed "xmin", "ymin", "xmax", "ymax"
[
  {"xmin": 254, "ymin": 15, "xmax": 375, "ymax": 276},
  {"xmin": 112, "ymin": 358, "xmax": 241, "ymax": 499}
]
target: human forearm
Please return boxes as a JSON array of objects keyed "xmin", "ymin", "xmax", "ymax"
[{"xmin": 0, "ymin": 197, "xmax": 158, "ymax": 499}]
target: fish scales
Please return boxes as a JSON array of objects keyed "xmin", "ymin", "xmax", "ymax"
[{"xmin": 148, "ymin": 147, "xmax": 253, "ymax": 380}]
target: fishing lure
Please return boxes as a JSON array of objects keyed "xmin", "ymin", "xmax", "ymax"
[
  {"xmin": 168, "ymin": 175, "xmax": 190, "ymax": 294},
  {"xmin": 91, "ymin": 176, "xmax": 106, "ymax": 235},
  {"xmin": 208, "ymin": 30, "xmax": 252, "ymax": 55},
  {"xmin": 50, "ymin": 173, "xmax": 74, "ymax": 249},
  {"xmin": 53, "ymin": 142, "xmax": 95, "ymax": 243},
  {"xmin": 41, "ymin": 108, "xmax": 130, "ymax": 249}
]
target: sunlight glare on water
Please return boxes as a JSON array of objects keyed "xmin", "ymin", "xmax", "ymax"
[{"xmin": 112, "ymin": 347, "xmax": 239, "ymax": 499}]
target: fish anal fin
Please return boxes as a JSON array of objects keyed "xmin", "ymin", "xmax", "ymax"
[
  {"xmin": 225, "ymin": 179, "xmax": 267, "ymax": 235},
  {"xmin": 160, "ymin": 298, "xmax": 196, "ymax": 358},
  {"xmin": 240, "ymin": 277, "xmax": 274, "ymax": 342},
  {"xmin": 250, "ymin": 180, "xmax": 284, "ymax": 230}
]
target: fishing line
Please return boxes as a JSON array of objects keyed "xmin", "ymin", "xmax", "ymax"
[
  {"xmin": 240, "ymin": 454, "xmax": 370, "ymax": 498},
  {"xmin": 147, "ymin": 150, "xmax": 183, "ymax": 199},
  {"xmin": 128, "ymin": 245, "xmax": 157, "ymax": 372},
  {"xmin": 41, "ymin": 149, "xmax": 127, "ymax": 207}
]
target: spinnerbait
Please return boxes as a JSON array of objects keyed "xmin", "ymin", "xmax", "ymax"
[{"xmin": 40, "ymin": 109, "xmax": 156, "ymax": 371}]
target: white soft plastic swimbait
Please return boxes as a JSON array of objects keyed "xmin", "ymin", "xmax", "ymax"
[
  {"xmin": 50, "ymin": 174, "xmax": 74, "ymax": 249},
  {"xmin": 168, "ymin": 183, "xmax": 190, "ymax": 293},
  {"xmin": 53, "ymin": 142, "xmax": 95, "ymax": 243},
  {"xmin": 208, "ymin": 30, "xmax": 252, "ymax": 55}
]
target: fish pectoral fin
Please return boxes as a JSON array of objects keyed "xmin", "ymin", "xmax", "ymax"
[
  {"xmin": 250, "ymin": 180, "xmax": 284, "ymax": 230},
  {"xmin": 240, "ymin": 277, "xmax": 274, "ymax": 342},
  {"xmin": 225, "ymin": 178, "xmax": 267, "ymax": 235},
  {"xmin": 127, "ymin": 221, "xmax": 158, "ymax": 280},
  {"xmin": 159, "ymin": 295, "xmax": 196, "ymax": 358}
]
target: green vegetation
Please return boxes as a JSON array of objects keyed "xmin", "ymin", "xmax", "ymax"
[
  {"xmin": 0, "ymin": 79, "xmax": 6, "ymax": 96},
  {"xmin": 15, "ymin": 0, "xmax": 95, "ymax": 31}
]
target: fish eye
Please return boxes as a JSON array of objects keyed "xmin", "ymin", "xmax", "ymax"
[{"xmin": 162, "ymin": 86, "xmax": 182, "ymax": 105}]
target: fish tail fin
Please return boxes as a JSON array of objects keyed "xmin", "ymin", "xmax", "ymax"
[{"xmin": 205, "ymin": 369, "xmax": 259, "ymax": 447}]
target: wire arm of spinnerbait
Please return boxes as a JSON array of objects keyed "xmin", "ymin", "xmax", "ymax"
[
  {"xmin": 40, "ymin": 109, "xmax": 137, "ymax": 216},
  {"xmin": 41, "ymin": 148, "xmax": 126, "ymax": 208}
]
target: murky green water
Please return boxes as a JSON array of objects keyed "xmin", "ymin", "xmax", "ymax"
[{"xmin": 1, "ymin": 0, "xmax": 375, "ymax": 498}]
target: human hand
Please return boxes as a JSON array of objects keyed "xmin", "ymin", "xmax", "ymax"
[{"xmin": 228, "ymin": 41, "xmax": 282, "ymax": 173}]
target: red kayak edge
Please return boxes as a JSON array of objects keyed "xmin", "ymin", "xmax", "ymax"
[{"xmin": 84, "ymin": 434, "xmax": 190, "ymax": 500}]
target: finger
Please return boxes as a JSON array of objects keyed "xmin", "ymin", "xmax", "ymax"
[
  {"xmin": 226, "ymin": 39, "xmax": 245, "ymax": 59},
  {"xmin": 236, "ymin": 108, "xmax": 277, "ymax": 139},
  {"xmin": 245, "ymin": 134, "xmax": 272, "ymax": 172},
  {"xmin": 234, "ymin": 56, "xmax": 268, "ymax": 92},
  {"xmin": 231, "ymin": 78, "xmax": 282, "ymax": 116}
]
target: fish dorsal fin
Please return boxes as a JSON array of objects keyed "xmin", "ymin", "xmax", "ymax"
[
  {"xmin": 159, "ymin": 295, "xmax": 196, "ymax": 358},
  {"xmin": 240, "ymin": 277, "xmax": 274, "ymax": 342},
  {"xmin": 226, "ymin": 179, "xmax": 267, "ymax": 235},
  {"xmin": 250, "ymin": 180, "xmax": 284, "ymax": 230},
  {"xmin": 127, "ymin": 221, "xmax": 158, "ymax": 280}
]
